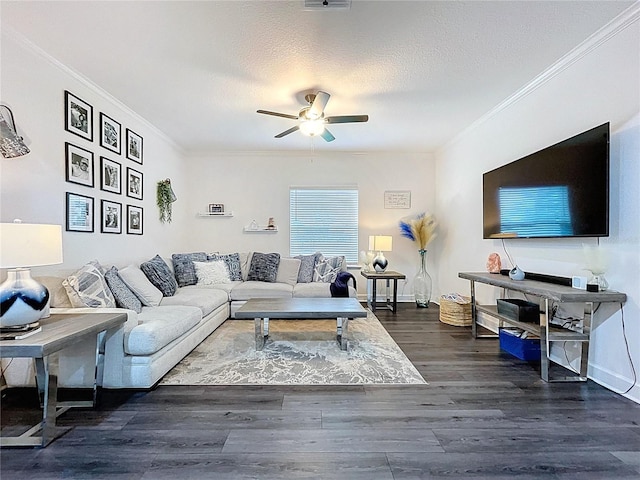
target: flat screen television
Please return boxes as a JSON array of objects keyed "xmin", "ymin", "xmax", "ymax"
[{"xmin": 483, "ymin": 122, "xmax": 609, "ymax": 239}]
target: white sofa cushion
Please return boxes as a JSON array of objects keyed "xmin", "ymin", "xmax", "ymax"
[
  {"xmin": 159, "ymin": 287, "xmax": 228, "ymax": 317},
  {"xmin": 229, "ymin": 281, "xmax": 293, "ymax": 300},
  {"xmin": 119, "ymin": 265, "xmax": 163, "ymax": 306},
  {"xmin": 275, "ymin": 257, "xmax": 301, "ymax": 286},
  {"xmin": 125, "ymin": 305, "xmax": 202, "ymax": 355}
]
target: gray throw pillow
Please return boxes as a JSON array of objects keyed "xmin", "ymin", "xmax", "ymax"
[
  {"xmin": 104, "ymin": 266, "xmax": 142, "ymax": 313},
  {"xmin": 172, "ymin": 252, "xmax": 207, "ymax": 287},
  {"xmin": 295, "ymin": 253, "xmax": 321, "ymax": 283},
  {"xmin": 140, "ymin": 255, "xmax": 178, "ymax": 297},
  {"xmin": 247, "ymin": 252, "xmax": 281, "ymax": 283},
  {"xmin": 207, "ymin": 253, "xmax": 242, "ymax": 281}
]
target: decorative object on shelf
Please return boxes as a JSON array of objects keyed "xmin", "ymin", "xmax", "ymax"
[
  {"xmin": 157, "ymin": 178, "xmax": 177, "ymax": 223},
  {"xmin": 486, "ymin": 252, "xmax": 501, "ymax": 273},
  {"xmin": 0, "ymin": 104, "xmax": 30, "ymax": 158},
  {"xmin": 583, "ymin": 244, "xmax": 609, "ymax": 291},
  {"xmin": 0, "ymin": 220, "xmax": 63, "ymax": 329},
  {"xmin": 267, "ymin": 217, "xmax": 276, "ymax": 230},
  {"xmin": 368, "ymin": 235, "xmax": 392, "ymax": 272},
  {"xmin": 359, "ymin": 250, "xmax": 375, "ymax": 272},
  {"xmin": 399, "ymin": 212, "xmax": 437, "ymax": 307},
  {"xmin": 248, "ymin": 219, "xmax": 258, "ymax": 231},
  {"xmin": 64, "ymin": 90, "xmax": 93, "ymax": 141},
  {"xmin": 208, "ymin": 203, "xmax": 224, "ymax": 214},
  {"xmin": 508, "ymin": 265, "xmax": 525, "ymax": 281}
]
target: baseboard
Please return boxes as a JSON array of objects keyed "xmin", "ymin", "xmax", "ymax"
[{"xmin": 588, "ymin": 362, "xmax": 640, "ymax": 404}]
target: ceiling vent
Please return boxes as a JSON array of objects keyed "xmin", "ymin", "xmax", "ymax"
[{"xmin": 304, "ymin": 0, "xmax": 351, "ymax": 10}]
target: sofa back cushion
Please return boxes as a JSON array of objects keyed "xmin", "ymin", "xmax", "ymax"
[
  {"xmin": 294, "ymin": 253, "xmax": 321, "ymax": 283},
  {"xmin": 140, "ymin": 255, "xmax": 178, "ymax": 297},
  {"xmin": 275, "ymin": 258, "xmax": 301, "ymax": 286},
  {"xmin": 62, "ymin": 260, "xmax": 116, "ymax": 308},
  {"xmin": 119, "ymin": 265, "xmax": 163, "ymax": 306},
  {"xmin": 247, "ymin": 252, "xmax": 281, "ymax": 283},
  {"xmin": 172, "ymin": 252, "xmax": 207, "ymax": 287},
  {"xmin": 104, "ymin": 266, "xmax": 143, "ymax": 313}
]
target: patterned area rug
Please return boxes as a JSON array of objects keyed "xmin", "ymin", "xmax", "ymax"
[{"xmin": 160, "ymin": 311, "xmax": 426, "ymax": 385}]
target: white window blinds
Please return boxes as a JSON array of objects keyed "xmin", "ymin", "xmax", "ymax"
[{"xmin": 289, "ymin": 186, "xmax": 359, "ymax": 263}]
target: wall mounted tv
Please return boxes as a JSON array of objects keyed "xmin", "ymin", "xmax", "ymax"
[{"xmin": 483, "ymin": 122, "xmax": 610, "ymax": 239}]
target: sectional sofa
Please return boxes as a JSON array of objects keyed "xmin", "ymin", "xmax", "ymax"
[{"xmin": 2, "ymin": 251, "xmax": 355, "ymax": 389}]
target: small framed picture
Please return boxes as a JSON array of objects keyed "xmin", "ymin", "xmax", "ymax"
[
  {"xmin": 65, "ymin": 91, "xmax": 93, "ymax": 141},
  {"xmin": 99, "ymin": 113, "xmax": 121, "ymax": 154},
  {"xmin": 65, "ymin": 142, "xmax": 94, "ymax": 188},
  {"xmin": 66, "ymin": 192, "xmax": 94, "ymax": 233},
  {"xmin": 126, "ymin": 167, "xmax": 143, "ymax": 200},
  {"xmin": 126, "ymin": 128, "xmax": 143, "ymax": 164},
  {"xmin": 127, "ymin": 205, "xmax": 143, "ymax": 235},
  {"xmin": 100, "ymin": 157, "xmax": 121, "ymax": 194},
  {"xmin": 101, "ymin": 199, "xmax": 122, "ymax": 234},
  {"xmin": 208, "ymin": 203, "xmax": 224, "ymax": 213}
]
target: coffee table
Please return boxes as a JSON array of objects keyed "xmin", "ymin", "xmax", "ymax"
[{"xmin": 235, "ymin": 298, "xmax": 368, "ymax": 351}]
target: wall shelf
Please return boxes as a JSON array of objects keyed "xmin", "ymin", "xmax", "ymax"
[
  {"xmin": 197, "ymin": 212, "xmax": 234, "ymax": 217},
  {"xmin": 243, "ymin": 226, "xmax": 278, "ymax": 233}
]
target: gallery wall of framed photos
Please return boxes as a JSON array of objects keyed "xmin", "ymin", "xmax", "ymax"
[{"xmin": 64, "ymin": 89, "xmax": 145, "ymax": 236}]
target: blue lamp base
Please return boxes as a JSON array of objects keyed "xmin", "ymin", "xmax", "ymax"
[{"xmin": 0, "ymin": 268, "xmax": 49, "ymax": 329}]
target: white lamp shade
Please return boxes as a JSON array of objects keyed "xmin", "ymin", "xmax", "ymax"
[
  {"xmin": 0, "ymin": 223, "xmax": 63, "ymax": 268},
  {"xmin": 368, "ymin": 235, "xmax": 392, "ymax": 252}
]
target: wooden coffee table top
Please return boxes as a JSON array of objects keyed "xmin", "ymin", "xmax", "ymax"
[{"xmin": 235, "ymin": 297, "xmax": 367, "ymax": 319}]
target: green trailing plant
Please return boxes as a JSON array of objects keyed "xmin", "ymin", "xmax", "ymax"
[{"xmin": 157, "ymin": 179, "xmax": 176, "ymax": 223}]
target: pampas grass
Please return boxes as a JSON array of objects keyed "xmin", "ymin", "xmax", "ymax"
[{"xmin": 399, "ymin": 213, "xmax": 437, "ymax": 250}]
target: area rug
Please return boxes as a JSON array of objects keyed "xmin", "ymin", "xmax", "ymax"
[{"xmin": 160, "ymin": 311, "xmax": 426, "ymax": 385}]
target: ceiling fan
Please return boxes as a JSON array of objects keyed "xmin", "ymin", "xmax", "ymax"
[{"xmin": 257, "ymin": 91, "xmax": 368, "ymax": 142}]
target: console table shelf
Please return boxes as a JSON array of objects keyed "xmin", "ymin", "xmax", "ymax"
[{"xmin": 459, "ymin": 272, "xmax": 626, "ymax": 383}]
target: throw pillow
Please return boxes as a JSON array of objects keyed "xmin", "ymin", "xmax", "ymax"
[
  {"xmin": 193, "ymin": 260, "xmax": 230, "ymax": 285},
  {"xmin": 313, "ymin": 255, "xmax": 346, "ymax": 283},
  {"xmin": 294, "ymin": 253, "xmax": 321, "ymax": 283},
  {"xmin": 247, "ymin": 252, "xmax": 281, "ymax": 283},
  {"xmin": 172, "ymin": 252, "xmax": 207, "ymax": 287},
  {"xmin": 207, "ymin": 253, "xmax": 242, "ymax": 281},
  {"xmin": 119, "ymin": 265, "xmax": 163, "ymax": 306},
  {"xmin": 140, "ymin": 255, "xmax": 178, "ymax": 297},
  {"xmin": 104, "ymin": 266, "xmax": 142, "ymax": 313},
  {"xmin": 62, "ymin": 260, "xmax": 116, "ymax": 308},
  {"xmin": 275, "ymin": 258, "xmax": 302, "ymax": 286}
]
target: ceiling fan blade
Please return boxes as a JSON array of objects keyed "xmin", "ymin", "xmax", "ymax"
[
  {"xmin": 275, "ymin": 125, "xmax": 300, "ymax": 138},
  {"xmin": 325, "ymin": 115, "xmax": 369, "ymax": 124},
  {"xmin": 257, "ymin": 110, "xmax": 299, "ymax": 120},
  {"xmin": 320, "ymin": 128, "xmax": 335, "ymax": 142},
  {"xmin": 308, "ymin": 91, "xmax": 330, "ymax": 119}
]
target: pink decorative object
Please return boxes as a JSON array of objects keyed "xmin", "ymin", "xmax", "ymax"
[{"xmin": 486, "ymin": 253, "xmax": 501, "ymax": 273}]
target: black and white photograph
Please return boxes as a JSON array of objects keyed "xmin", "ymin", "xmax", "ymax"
[
  {"xmin": 126, "ymin": 167, "xmax": 143, "ymax": 200},
  {"xmin": 127, "ymin": 205, "xmax": 143, "ymax": 235},
  {"xmin": 101, "ymin": 199, "xmax": 122, "ymax": 234},
  {"xmin": 208, "ymin": 203, "xmax": 225, "ymax": 213},
  {"xmin": 100, "ymin": 156, "xmax": 121, "ymax": 194},
  {"xmin": 66, "ymin": 192, "xmax": 94, "ymax": 233},
  {"xmin": 64, "ymin": 90, "xmax": 93, "ymax": 141},
  {"xmin": 100, "ymin": 113, "xmax": 121, "ymax": 154},
  {"xmin": 65, "ymin": 142, "xmax": 94, "ymax": 188},
  {"xmin": 126, "ymin": 128, "xmax": 143, "ymax": 163}
]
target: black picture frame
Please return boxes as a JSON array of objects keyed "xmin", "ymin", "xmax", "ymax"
[
  {"xmin": 65, "ymin": 142, "xmax": 94, "ymax": 188},
  {"xmin": 126, "ymin": 128, "xmax": 143, "ymax": 164},
  {"xmin": 64, "ymin": 91, "xmax": 93, "ymax": 141},
  {"xmin": 66, "ymin": 192, "xmax": 94, "ymax": 233},
  {"xmin": 126, "ymin": 167, "xmax": 143, "ymax": 200},
  {"xmin": 100, "ymin": 113, "xmax": 121, "ymax": 154},
  {"xmin": 127, "ymin": 205, "xmax": 143, "ymax": 235},
  {"xmin": 100, "ymin": 156, "xmax": 122, "ymax": 194},
  {"xmin": 101, "ymin": 199, "xmax": 122, "ymax": 234}
]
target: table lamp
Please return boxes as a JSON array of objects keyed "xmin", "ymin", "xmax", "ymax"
[
  {"xmin": 0, "ymin": 221, "xmax": 63, "ymax": 331},
  {"xmin": 369, "ymin": 235, "xmax": 392, "ymax": 273}
]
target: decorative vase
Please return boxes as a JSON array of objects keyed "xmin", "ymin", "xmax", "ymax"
[{"xmin": 414, "ymin": 249, "xmax": 432, "ymax": 308}]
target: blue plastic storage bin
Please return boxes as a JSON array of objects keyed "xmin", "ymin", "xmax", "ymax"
[{"xmin": 499, "ymin": 329, "xmax": 541, "ymax": 361}]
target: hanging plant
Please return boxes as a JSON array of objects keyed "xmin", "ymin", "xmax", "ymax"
[{"xmin": 157, "ymin": 179, "xmax": 177, "ymax": 223}]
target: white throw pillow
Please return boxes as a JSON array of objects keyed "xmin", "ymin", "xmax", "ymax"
[
  {"xmin": 118, "ymin": 264, "xmax": 163, "ymax": 306},
  {"xmin": 276, "ymin": 258, "xmax": 302, "ymax": 286},
  {"xmin": 194, "ymin": 260, "xmax": 230, "ymax": 285}
]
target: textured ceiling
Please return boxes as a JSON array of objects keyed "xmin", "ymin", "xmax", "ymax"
[{"xmin": 1, "ymin": 1, "xmax": 634, "ymax": 153}]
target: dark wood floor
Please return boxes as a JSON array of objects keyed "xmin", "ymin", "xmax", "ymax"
[{"xmin": 2, "ymin": 303, "xmax": 639, "ymax": 479}]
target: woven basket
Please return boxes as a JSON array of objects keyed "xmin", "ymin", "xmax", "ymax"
[{"xmin": 439, "ymin": 296, "xmax": 472, "ymax": 326}]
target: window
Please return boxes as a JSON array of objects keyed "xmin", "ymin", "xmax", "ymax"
[
  {"xmin": 499, "ymin": 186, "xmax": 573, "ymax": 237},
  {"xmin": 289, "ymin": 186, "xmax": 359, "ymax": 263}
]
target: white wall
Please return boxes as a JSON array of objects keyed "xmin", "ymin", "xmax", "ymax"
[
  {"xmin": 183, "ymin": 151, "xmax": 436, "ymax": 298},
  {"xmin": 434, "ymin": 14, "xmax": 640, "ymax": 402},
  {"xmin": 0, "ymin": 32, "xmax": 188, "ymax": 274}
]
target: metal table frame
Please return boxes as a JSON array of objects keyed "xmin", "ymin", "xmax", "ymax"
[{"xmin": 360, "ymin": 270, "xmax": 406, "ymax": 313}]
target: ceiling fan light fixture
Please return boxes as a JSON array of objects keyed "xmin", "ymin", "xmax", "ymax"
[{"xmin": 299, "ymin": 119, "xmax": 325, "ymax": 136}]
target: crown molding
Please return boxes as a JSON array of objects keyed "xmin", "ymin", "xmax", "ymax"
[
  {"xmin": 3, "ymin": 25, "xmax": 184, "ymax": 154},
  {"xmin": 440, "ymin": 2, "xmax": 640, "ymax": 155}
]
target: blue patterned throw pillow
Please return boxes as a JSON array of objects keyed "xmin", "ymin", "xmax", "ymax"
[
  {"xmin": 172, "ymin": 252, "xmax": 208, "ymax": 287},
  {"xmin": 207, "ymin": 252, "xmax": 242, "ymax": 281},
  {"xmin": 140, "ymin": 255, "xmax": 178, "ymax": 297},
  {"xmin": 247, "ymin": 252, "xmax": 281, "ymax": 283},
  {"xmin": 294, "ymin": 253, "xmax": 321, "ymax": 283},
  {"xmin": 104, "ymin": 266, "xmax": 142, "ymax": 313}
]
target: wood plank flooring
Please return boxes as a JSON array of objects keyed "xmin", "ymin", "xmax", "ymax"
[{"xmin": 2, "ymin": 303, "xmax": 639, "ymax": 479}]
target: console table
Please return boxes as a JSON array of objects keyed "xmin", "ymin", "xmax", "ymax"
[
  {"xmin": 458, "ymin": 272, "xmax": 626, "ymax": 382},
  {"xmin": 360, "ymin": 270, "xmax": 406, "ymax": 313},
  {"xmin": 0, "ymin": 312, "xmax": 126, "ymax": 447}
]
